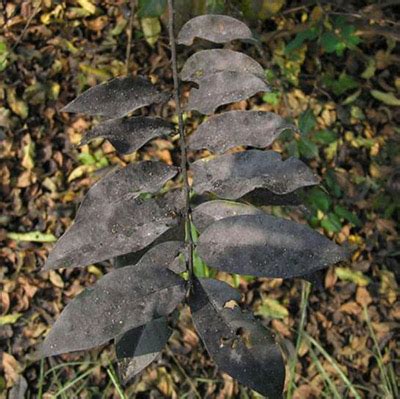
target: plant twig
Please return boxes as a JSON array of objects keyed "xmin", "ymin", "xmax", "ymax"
[
  {"xmin": 167, "ymin": 0, "xmax": 194, "ymax": 288},
  {"xmin": 12, "ymin": 2, "xmax": 41, "ymax": 51},
  {"xmin": 125, "ymin": 0, "xmax": 136, "ymax": 75}
]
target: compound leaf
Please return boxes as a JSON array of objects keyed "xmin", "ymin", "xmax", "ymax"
[
  {"xmin": 197, "ymin": 214, "xmax": 349, "ymax": 278},
  {"xmin": 81, "ymin": 116, "xmax": 175, "ymax": 155},
  {"xmin": 192, "ymin": 150, "xmax": 319, "ymax": 200},
  {"xmin": 44, "ymin": 187, "xmax": 184, "ymax": 270},
  {"xmin": 189, "ymin": 278, "xmax": 285, "ymax": 398},
  {"xmin": 61, "ymin": 76, "xmax": 169, "ymax": 119},
  {"xmin": 177, "ymin": 15, "xmax": 252, "ymax": 45},
  {"xmin": 192, "ymin": 200, "xmax": 264, "ymax": 233},
  {"xmin": 187, "ymin": 72, "xmax": 269, "ymax": 115},
  {"xmin": 181, "ymin": 49, "xmax": 264, "ymax": 84},
  {"xmin": 116, "ymin": 317, "xmax": 171, "ymax": 384},
  {"xmin": 41, "ymin": 258, "xmax": 186, "ymax": 356},
  {"xmin": 188, "ymin": 111, "xmax": 293, "ymax": 153}
]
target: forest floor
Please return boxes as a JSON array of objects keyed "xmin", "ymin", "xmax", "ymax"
[{"xmin": 1, "ymin": 1, "xmax": 399, "ymax": 398}]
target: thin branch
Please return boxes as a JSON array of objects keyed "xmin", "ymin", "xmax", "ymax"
[
  {"xmin": 12, "ymin": 2, "xmax": 41, "ymax": 51},
  {"xmin": 356, "ymin": 23, "xmax": 400, "ymax": 41},
  {"xmin": 125, "ymin": 0, "xmax": 136, "ymax": 75},
  {"xmin": 329, "ymin": 10, "xmax": 400, "ymax": 27},
  {"xmin": 167, "ymin": 0, "xmax": 194, "ymax": 287}
]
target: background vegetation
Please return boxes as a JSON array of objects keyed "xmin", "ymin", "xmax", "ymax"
[{"xmin": 1, "ymin": 0, "xmax": 399, "ymax": 397}]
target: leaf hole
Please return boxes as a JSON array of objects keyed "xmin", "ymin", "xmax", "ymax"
[
  {"xmin": 223, "ymin": 300, "xmax": 238, "ymax": 309},
  {"xmin": 219, "ymin": 336, "xmax": 232, "ymax": 348},
  {"xmin": 236, "ymin": 327, "xmax": 253, "ymax": 349}
]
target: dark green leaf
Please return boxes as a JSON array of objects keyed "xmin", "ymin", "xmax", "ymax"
[
  {"xmin": 44, "ymin": 162, "xmax": 182, "ymax": 270},
  {"xmin": 177, "ymin": 15, "xmax": 253, "ymax": 45},
  {"xmin": 298, "ymin": 137, "xmax": 319, "ymax": 159},
  {"xmin": 306, "ymin": 187, "xmax": 332, "ymax": 212},
  {"xmin": 325, "ymin": 170, "xmax": 342, "ymax": 198},
  {"xmin": 298, "ymin": 109, "xmax": 316, "ymax": 136},
  {"xmin": 181, "ymin": 49, "xmax": 264, "ymax": 84},
  {"xmin": 322, "ymin": 73, "xmax": 359, "ymax": 96},
  {"xmin": 114, "ymin": 241, "xmax": 185, "ymax": 272},
  {"xmin": 187, "ymin": 72, "xmax": 270, "ymax": 115},
  {"xmin": 334, "ymin": 205, "xmax": 361, "ymax": 227},
  {"xmin": 61, "ymin": 76, "xmax": 169, "ymax": 119},
  {"xmin": 41, "ymin": 257, "xmax": 186, "ymax": 356},
  {"xmin": 321, "ymin": 32, "xmax": 342, "ymax": 54},
  {"xmin": 197, "ymin": 214, "xmax": 349, "ymax": 278},
  {"xmin": 313, "ymin": 130, "xmax": 337, "ymax": 144},
  {"xmin": 192, "ymin": 150, "xmax": 319, "ymax": 200},
  {"xmin": 321, "ymin": 213, "xmax": 342, "ymax": 233},
  {"xmin": 189, "ymin": 278, "xmax": 285, "ymax": 398},
  {"xmin": 188, "ymin": 111, "xmax": 293, "ymax": 153},
  {"xmin": 286, "ymin": 140, "xmax": 300, "ymax": 158},
  {"xmin": 285, "ymin": 27, "xmax": 319, "ymax": 54},
  {"xmin": 116, "ymin": 317, "xmax": 171, "ymax": 384},
  {"xmin": 81, "ymin": 116, "xmax": 174, "ymax": 155},
  {"xmin": 333, "ymin": 17, "xmax": 361, "ymax": 48}
]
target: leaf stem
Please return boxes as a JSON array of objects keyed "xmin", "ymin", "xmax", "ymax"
[{"xmin": 167, "ymin": 0, "xmax": 194, "ymax": 286}]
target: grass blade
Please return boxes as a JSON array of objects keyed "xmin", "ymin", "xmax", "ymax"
[
  {"xmin": 286, "ymin": 281, "xmax": 311, "ymax": 398},
  {"xmin": 302, "ymin": 332, "xmax": 362, "ymax": 399},
  {"xmin": 107, "ymin": 365, "xmax": 127, "ymax": 399}
]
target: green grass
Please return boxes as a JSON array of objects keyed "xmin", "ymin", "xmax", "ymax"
[
  {"xmin": 286, "ymin": 280, "xmax": 311, "ymax": 399},
  {"xmin": 106, "ymin": 364, "xmax": 127, "ymax": 399},
  {"xmin": 302, "ymin": 332, "xmax": 362, "ymax": 399},
  {"xmin": 363, "ymin": 306, "xmax": 399, "ymax": 399},
  {"xmin": 36, "ymin": 360, "xmax": 99, "ymax": 398},
  {"xmin": 285, "ymin": 282, "xmax": 398, "ymax": 399}
]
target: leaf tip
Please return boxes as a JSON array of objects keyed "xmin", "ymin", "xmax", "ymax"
[
  {"xmin": 340, "ymin": 241, "xmax": 354, "ymax": 260},
  {"xmin": 59, "ymin": 102, "xmax": 75, "ymax": 114},
  {"xmin": 40, "ymin": 335, "xmax": 57, "ymax": 358},
  {"xmin": 78, "ymin": 136, "xmax": 89, "ymax": 146},
  {"xmin": 42, "ymin": 262, "xmax": 51, "ymax": 271},
  {"xmin": 42, "ymin": 253, "xmax": 64, "ymax": 271}
]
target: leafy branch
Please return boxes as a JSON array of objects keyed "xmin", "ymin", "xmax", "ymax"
[{"xmin": 40, "ymin": 6, "xmax": 351, "ymax": 397}]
